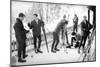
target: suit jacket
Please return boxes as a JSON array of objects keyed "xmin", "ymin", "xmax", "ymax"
[
  {"xmin": 81, "ymin": 20, "xmax": 92, "ymax": 36},
  {"xmin": 54, "ymin": 20, "xmax": 68, "ymax": 35},
  {"xmin": 14, "ymin": 18, "xmax": 28, "ymax": 42},
  {"xmin": 28, "ymin": 19, "xmax": 44, "ymax": 36}
]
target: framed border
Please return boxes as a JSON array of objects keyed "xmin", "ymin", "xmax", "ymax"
[{"xmin": 10, "ymin": 0, "xmax": 96, "ymax": 66}]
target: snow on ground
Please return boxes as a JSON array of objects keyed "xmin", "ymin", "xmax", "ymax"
[
  {"xmin": 14, "ymin": 44, "xmax": 82, "ymax": 65},
  {"xmin": 11, "ymin": 26, "xmax": 95, "ymax": 66},
  {"xmin": 11, "ymin": 36, "xmax": 82, "ymax": 65}
]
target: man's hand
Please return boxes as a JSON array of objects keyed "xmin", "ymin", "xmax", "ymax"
[{"xmin": 28, "ymin": 22, "xmax": 33, "ymax": 29}]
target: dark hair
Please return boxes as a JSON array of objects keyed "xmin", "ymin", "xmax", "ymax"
[
  {"xmin": 83, "ymin": 16, "xmax": 87, "ymax": 18},
  {"xmin": 19, "ymin": 13, "xmax": 25, "ymax": 17},
  {"xmin": 63, "ymin": 15, "xmax": 66, "ymax": 19},
  {"xmin": 72, "ymin": 32, "xmax": 76, "ymax": 35},
  {"xmin": 33, "ymin": 14, "xmax": 38, "ymax": 17},
  {"xmin": 75, "ymin": 14, "xmax": 77, "ymax": 16}
]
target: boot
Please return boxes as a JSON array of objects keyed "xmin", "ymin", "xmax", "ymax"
[
  {"xmin": 18, "ymin": 58, "xmax": 26, "ymax": 63},
  {"xmin": 23, "ymin": 55, "xmax": 28, "ymax": 59},
  {"xmin": 37, "ymin": 49, "xmax": 43, "ymax": 53},
  {"xmin": 55, "ymin": 48, "xmax": 60, "ymax": 51}
]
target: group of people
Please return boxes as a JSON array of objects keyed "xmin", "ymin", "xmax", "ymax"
[
  {"xmin": 51, "ymin": 14, "xmax": 92, "ymax": 54},
  {"xmin": 13, "ymin": 12, "xmax": 92, "ymax": 63},
  {"xmin": 68, "ymin": 15, "xmax": 93, "ymax": 53}
]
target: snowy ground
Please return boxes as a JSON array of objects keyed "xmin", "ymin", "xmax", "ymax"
[
  {"xmin": 11, "ymin": 44, "xmax": 83, "ymax": 66},
  {"xmin": 11, "ymin": 26, "xmax": 95, "ymax": 66}
]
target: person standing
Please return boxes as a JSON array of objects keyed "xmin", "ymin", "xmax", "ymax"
[
  {"xmin": 14, "ymin": 13, "xmax": 29, "ymax": 62},
  {"xmin": 28, "ymin": 14, "xmax": 45, "ymax": 53},
  {"xmin": 78, "ymin": 16, "xmax": 92, "ymax": 53},
  {"xmin": 73, "ymin": 14, "xmax": 78, "ymax": 32},
  {"xmin": 51, "ymin": 15, "xmax": 69, "ymax": 53}
]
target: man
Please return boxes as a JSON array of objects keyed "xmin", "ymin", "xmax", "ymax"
[
  {"xmin": 14, "ymin": 13, "xmax": 29, "ymax": 62},
  {"xmin": 78, "ymin": 16, "xmax": 92, "ymax": 53},
  {"xmin": 73, "ymin": 14, "xmax": 78, "ymax": 32},
  {"xmin": 28, "ymin": 14, "xmax": 45, "ymax": 53},
  {"xmin": 70, "ymin": 32, "xmax": 81, "ymax": 48},
  {"xmin": 51, "ymin": 15, "xmax": 69, "ymax": 53}
]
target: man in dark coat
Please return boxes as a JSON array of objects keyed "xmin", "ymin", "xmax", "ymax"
[
  {"xmin": 28, "ymin": 14, "xmax": 45, "ymax": 53},
  {"xmin": 51, "ymin": 15, "xmax": 69, "ymax": 53},
  {"xmin": 78, "ymin": 16, "xmax": 92, "ymax": 53},
  {"xmin": 14, "ymin": 13, "xmax": 29, "ymax": 62}
]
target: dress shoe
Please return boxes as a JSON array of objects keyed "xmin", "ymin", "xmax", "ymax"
[
  {"xmin": 66, "ymin": 46, "xmax": 71, "ymax": 48},
  {"xmin": 51, "ymin": 50, "xmax": 56, "ymax": 53},
  {"xmin": 18, "ymin": 59, "xmax": 26, "ymax": 63},
  {"xmin": 23, "ymin": 55, "xmax": 28, "ymax": 59},
  {"xmin": 35, "ymin": 50, "xmax": 38, "ymax": 54},
  {"xmin": 37, "ymin": 49, "xmax": 43, "ymax": 53},
  {"xmin": 55, "ymin": 48, "xmax": 60, "ymax": 51}
]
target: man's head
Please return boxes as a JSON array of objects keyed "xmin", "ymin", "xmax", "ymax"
[
  {"xmin": 63, "ymin": 15, "xmax": 66, "ymax": 19},
  {"xmin": 33, "ymin": 14, "xmax": 38, "ymax": 20},
  {"xmin": 83, "ymin": 16, "xmax": 87, "ymax": 21},
  {"xmin": 72, "ymin": 32, "xmax": 76, "ymax": 35},
  {"xmin": 74, "ymin": 14, "xmax": 77, "ymax": 17},
  {"xmin": 18, "ymin": 13, "xmax": 25, "ymax": 21}
]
